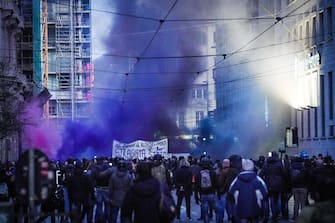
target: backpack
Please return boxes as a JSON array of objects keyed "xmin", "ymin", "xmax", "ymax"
[{"xmin": 200, "ymin": 169, "xmax": 212, "ymax": 189}]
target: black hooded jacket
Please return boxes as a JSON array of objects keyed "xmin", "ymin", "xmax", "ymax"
[
  {"xmin": 122, "ymin": 176, "xmax": 161, "ymax": 223},
  {"xmin": 259, "ymin": 154, "xmax": 284, "ymax": 193}
]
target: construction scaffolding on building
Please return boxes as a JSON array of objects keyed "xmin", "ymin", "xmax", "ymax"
[{"xmin": 48, "ymin": 0, "xmax": 93, "ymax": 120}]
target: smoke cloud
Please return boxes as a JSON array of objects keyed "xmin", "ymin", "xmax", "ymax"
[{"xmin": 22, "ymin": 1, "xmax": 302, "ymax": 160}]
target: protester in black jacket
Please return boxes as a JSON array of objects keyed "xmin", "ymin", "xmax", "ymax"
[
  {"xmin": 281, "ymin": 154, "xmax": 292, "ymax": 220},
  {"xmin": 122, "ymin": 161, "xmax": 172, "ymax": 223},
  {"xmin": 67, "ymin": 160, "xmax": 95, "ymax": 223},
  {"xmin": 225, "ymin": 154, "xmax": 242, "ymax": 221},
  {"xmin": 259, "ymin": 151, "xmax": 285, "ymax": 222},
  {"xmin": 290, "ymin": 157, "xmax": 309, "ymax": 220},
  {"xmin": 174, "ymin": 159, "xmax": 193, "ymax": 220}
]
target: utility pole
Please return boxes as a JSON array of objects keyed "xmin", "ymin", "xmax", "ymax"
[
  {"xmin": 70, "ymin": 0, "xmax": 75, "ymax": 120},
  {"xmin": 42, "ymin": 0, "xmax": 49, "ymax": 118}
]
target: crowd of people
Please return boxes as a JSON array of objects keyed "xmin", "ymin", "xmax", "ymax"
[{"xmin": 0, "ymin": 150, "xmax": 334, "ymax": 223}]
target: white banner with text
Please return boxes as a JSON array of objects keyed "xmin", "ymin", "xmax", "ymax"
[{"xmin": 112, "ymin": 138, "xmax": 169, "ymax": 160}]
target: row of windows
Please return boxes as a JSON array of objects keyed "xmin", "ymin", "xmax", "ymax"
[
  {"xmin": 289, "ymin": 7, "xmax": 333, "ymax": 47},
  {"xmin": 191, "ymin": 87, "xmax": 208, "ymax": 99},
  {"xmin": 298, "ymin": 71, "xmax": 334, "ymax": 139},
  {"xmin": 48, "ymin": 101, "xmax": 91, "ymax": 117}
]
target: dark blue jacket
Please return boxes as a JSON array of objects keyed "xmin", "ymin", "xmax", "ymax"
[{"xmin": 229, "ymin": 171, "xmax": 268, "ymax": 219}]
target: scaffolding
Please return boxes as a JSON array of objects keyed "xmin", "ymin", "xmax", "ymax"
[
  {"xmin": 42, "ymin": 0, "xmax": 49, "ymax": 118},
  {"xmin": 48, "ymin": 0, "xmax": 93, "ymax": 120}
]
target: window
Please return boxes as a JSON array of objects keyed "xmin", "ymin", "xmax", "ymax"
[
  {"xmin": 320, "ymin": 11, "xmax": 325, "ymax": 42},
  {"xmin": 314, "ymin": 107, "xmax": 318, "ymax": 137},
  {"xmin": 196, "ymin": 89, "xmax": 202, "ymax": 98},
  {"xmin": 49, "ymin": 101, "xmax": 57, "ymax": 116},
  {"xmin": 329, "ymin": 72, "xmax": 333, "ymax": 120},
  {"xmin": 301, "ymin": 111, "xmax": 304, "ymax": 138},
  {"xmin": 293, "ymin": 28, "xmax": 297, "ymax": 40},
  {"xmin": 312, "ymin": 17, "xmax": 316, "ymax": 45},
  {"xmin": 192, "ymin": 89, "xmax": 196, "ymax": 98},
  {"xmin": 308, "ymin": 109, "xmax": 311, "ymax": 137},
  {"xmin": 305, "ymin": 21, "xmax": 310, "ymax": 46},
  {"xmin": 321, "ymin": 75, "xmax": 325, "ymax": 136},
  {"xmin": 177, "ymin": 111, "xmax": 185, "ymax": 129},
  {"xmin": 49, "ymin": 76, "xmax": 58, "ymax": 90},
  {"xmin": 196, "ymin": 111, "xmax": 204, "ymax": 127},
  {"xmin": 299, "ymin": 24, "xmax": 303, "ymax": 41},
  {"xmin": 193, "ymin": 87, "xmax": 207, "ymax": 99},
  {"xmin": 327, "ymin": 7, "xmax": 333, "ymax": 38}
]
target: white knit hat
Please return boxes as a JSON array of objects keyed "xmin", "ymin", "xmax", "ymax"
[{"xmin": 242, "ymin": 159, "xmax": 254, "ymax": 171}]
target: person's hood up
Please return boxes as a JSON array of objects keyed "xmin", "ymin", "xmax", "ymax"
[
  {"xmin": 238, "ymin": 171, "xmax": 257, "ymax": 183},
  {"xmin": 229, "ymin": 154, "xmax": 242, "ymax": 170}
]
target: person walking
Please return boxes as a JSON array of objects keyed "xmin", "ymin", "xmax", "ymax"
[{"xmin": 229, "ymin": 159, "xmax": 268, "ymax": 223}]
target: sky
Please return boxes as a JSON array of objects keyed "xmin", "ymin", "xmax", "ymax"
[{"xmin": 21, "ymin": 0, "xmax": 307, "ymax": 159}]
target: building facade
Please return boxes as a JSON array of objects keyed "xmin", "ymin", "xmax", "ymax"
[
  {"xmin": 213, "ymin": 0, "xmax": 291, "ymax": 157},
  {"xmin": 47, "ymin": 0, "xmax": 93, "ymax": 120},
  {"xmin": 280, "ymin": 0, "xmax": 335, "ymax": 157},
  {"xmin": 213, "ymin": 0, "xmax": 335, "ymax": 158},
  {"xmin": 0, "ymin": 0, "xmax": 25, "ymax": 162},
  {"xmin": 175, "ymin": 26, "xmax": 216, "ymax": 144},
  {"xmin": 18, "ymin": 0, "xmax": 93, "ymax": 122}
]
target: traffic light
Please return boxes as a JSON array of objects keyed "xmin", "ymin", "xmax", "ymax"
[{"xmin": 15, "ymin": 149, "xmax": 55, "ymax": 206}]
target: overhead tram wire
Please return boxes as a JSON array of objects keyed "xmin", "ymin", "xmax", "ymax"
[
  {"xmin": 10, "ymin": 33, "xmax": 317, "ymax": 79},
  {"xmin": 44, "ymin": 63, "xmax": 293, "ymax": 93},
  {"xmin": 3, "ymin": 32, "xmax": 325, "ymax": 58},
  {"xmin": 14, "ymin": 1, "xmax": 321, "ymax": 89},
  {"xmin": 93, "ymin": 64, "xmax": 294, "ymax": 92},
  {"xmin": 9, "ymin": 42, "xmax": 302, "ymax": 89},
  {"xmin": 120, "ymin": 0, "xmax": 179, "ymax": 105},
  {"xmin": 92, "ymin": 68, "xmax": 294, "ymax": 106},
  {"xmin": 259, "ymin": 0, "xmax": 311, "ymax": 49},
  {"xmin": 90, "ymin": 3, "xmax": 301, "ymax": 86},
  {"xmin": 53, "ymin": 0, "xmax": 323, "ymax": 23},
  {"xmin": 202, "ymin": 0, "xmax": 314, "ymax": 73}
]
